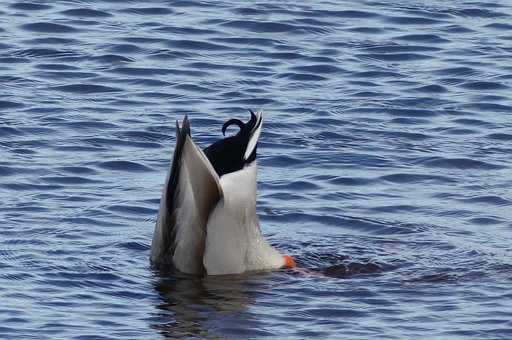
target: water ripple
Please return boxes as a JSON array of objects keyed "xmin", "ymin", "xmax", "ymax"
[
  {"xmin": 1, "ymin": 0, "xmax": 512, "ymax": 339},
  {"xmin": 98, "ymin": 160, "xmax": 152, "ymax": 172},
  {"xmin": 60, "ymin": 8, "xmax": 112, "ymax": 18},
  {"xmin": 419, "ymin": 157, "xmax": 506, "ymax": 170},
  {"xmin": 21, "ymin": 22, "xmax": 78, "ymax": 33},
  {"xmin": 52, "ymin": 84, "xmax": 123, "ymax": 93},
  {"xmin": 10, "ymin": 3, "xmax": 52, "ymax": 11}
]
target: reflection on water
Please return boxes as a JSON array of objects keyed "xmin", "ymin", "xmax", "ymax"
[
  {"xmin": 152, "ymin": 270, "xmax": 263, "ymax": 338},
  {"xmin": 151, "ymin": 257, "xmax": 389, "ymax": 338}
]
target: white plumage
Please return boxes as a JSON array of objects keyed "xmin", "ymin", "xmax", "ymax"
[{"xmin": 150, "ymin": 111, "xmax": 294, "ymax": 275}]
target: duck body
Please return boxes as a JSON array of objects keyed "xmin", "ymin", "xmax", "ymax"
[
  {"xmin": 204, "ymin": 162, "xmax": 284, "ymax": 275},
  {"xmin": 150, "ymin": 111, "xmax": 291, "ymax": 275}
]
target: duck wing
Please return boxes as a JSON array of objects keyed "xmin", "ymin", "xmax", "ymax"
[{"xmin": 150, "ymin": 116, "xmax": 222, "ymax": 274}]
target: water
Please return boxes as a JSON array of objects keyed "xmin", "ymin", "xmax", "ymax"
[{"xmin": 1, "ymin": 0, "xmax": 512, "ymax": 338}]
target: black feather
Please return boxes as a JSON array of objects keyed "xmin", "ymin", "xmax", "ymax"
[
  {"xmin": 157, "ymin": 115, "xmax": 190, "ymax": 266},
  {"xmin": 204, "ymin": 111, "xmax": 258, "ymax": 177},
  {"xmin": 222, "ymin": 119, "xmax": 245, "ymax": 136}
]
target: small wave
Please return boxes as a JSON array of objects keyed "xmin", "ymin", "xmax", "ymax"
[
  {"xmin": 419, "ymin": 156, "xmax": 505, "ymax": 170},
  {"xmin": 14, "ymin": 48, "xmax": 79, "ymax": 58},
  {"xmin": 97, "ymin": 160, "xmax": 152, "ymax": 172},
  {"xmin": 357, "ymin": 52, "xmax": 432, "ymax": 62},
  {"xmin": 116, "ymin": 241, "xmax": 150, "ymax": 251},
  {"xmin": 83, "ymin": 137, "xmax": 162, "ymax": 149},
  {"xmin": 21, "ymin": 22, "xmax": 77, "ymax": 33},
  {"xmin": 37, "ymin": 71, "xmax": 97, "ymax": 80},
  {"xmin": 154, "ymin": 26, "xmax": 217, "ymax": 35},
  {"xmin": 383, "ymin": 108, "xmax": 437, "ymax": 118},
  {"xmin": 453, "ymin": 8, "xmax": 509, "ymax": 18},
  {"xmin": 58, "ymin": 166, "xmax": 97, "ymax": 175},
  {"xmin": 353, "ymin": 70, "xmax": 403, "ymax": 78},
  {"xmin": 303, "ymin": 307, "xmax": 368, "ymax": 318},
  {"xmin": 41, "ymin": 176, "xmax": 102, "ymax": 185},
  {"xmin": 34, "ymin": 63, "xmax": 78, "ymax": 70},
  {"xmin": 0, "ymin": 126, "xmax": 23, "ymax": 136},
  {"xmin": 110, "ymin": 67, "xmax": 172, "ymax": 76},
  {"xmin": 314, "ymin": 9, "xmax": 380, "ymax": 19},
  {"xmin": 60, "ymin": 9, "xmax": 112, "ymax": 17},
  {"xmin": 265, "ymin": 155, "xmax": 304, "ymax": 167},
  {"xmin": 410, "ymin": 272, "xmax": 459, "ymax": 283},
  {"xmin": 348, "ymin": 27, "xmax": 386, "ymax": 34},
  {"xmin": 166, "ymin": 39, "xmax": 230, "ymax": 51},
  {"xmin": 1, "ymin": 183, "xmax": 63, "ymax": 191},
  {"xmin": 90, "ymin": 54, "xmax": 134, "ymax": 63},
  {"xmin": 10, "ymin": 3, "xmax": 51, "ymax": 10},
  {"xmin": 441, "ymin": 128, "xmax": 477, "ymax": 136},
  {"xmin": 107, "ymin": 204, "xmax": 156, "ymax": 216},
  {"xmin": 107, "ymin": 43, "xmax": 143, "ymax": 54},
  {"xmin": 360, "ymin": 44, "xmax": 441, "ymax": 53},
  {"xmin": 173, "ymin": 83, "xmax": 216, "ymax": 93},
  {"xmin": 0, "ymin": 101, "xmax": 24, "ymax": 110},
  {"xmin": 395, "ymin": 34, "xmax": 450, "ymax": 43},
  {"xmin": 59, "ymin": 121, "xmax": 118, "ymax": 130},
  {"xmin": 267, "ymin": 180, "xmax": 319, "ymax": 192},
  {"xmin": 442, "ymin": 24, "xmax": 475, "ymax": 33},
  {"xmin": 379, "ymin": 173, "xmax": 455, "ymax": 184},
  {"xmin": 0, "ymin": 57, "xmax": 30, "ymax": 63},
  {"xmin": 52, "ymin": 84, "xmax": 122, "ymax": 93},
  {"xmin": 0, "ymin": 273, "xmax": 35, "ymax": 281},
  {"xmin": 433, "ymin": 66, "xmax": 481, "ymax": 77},
  {"xmin": 453, "ymin": 118, "xmax": 496, "ymax": 128},
  {"xmin": 485, "ymin": 23, "xmax": 512, "ymax": 30},
  {"xmin": 469, "ymin": 217, "xmax": 504, "ymax": 225},
  {"xmin": 257, "ymin": 51, "xmax": 305, "ymax": 60},
  {"xmin": 290, "ymin": 64, "xmax": 346, "ymax": 74},
  {"xmin": 117, "ymin": 130, "xmax": 168, "ymax": 142},
  {"xmin": 385, "ymin": 16, "xmax": 445, "ymax": 25},
  {"xmin": 327, "ymin": 177, "xmax": 375, "ymax": 186},
  {"xmin": 461, "ymin": 195, "xmax": 511, "ymax": 206},
  {"xmin": 460, "ymin": 81, "xmax": 508, "ymax": 90},
  {"xmin": 412, "ymin": 84, "xmax": 447, "ymax": 93},
  {"xmin": 121, "ymin": 7, "xmax": 173, "ymax": 15},
  {"xmin": 277, "ymin": 72, "xmax": 327, "ymax": 81},
  {"xmin": 322, "ymin": 262, "xmax": 383, "ymax": 278},
  {"xmin": 488, "ymin": 133, "xmax": 512, "ymax": 141},
  {"xmin": 10, "ymin": 148, "xmax": 36, "ymax": 155},
  {"xmin": 464, "ymin": 103, "xmax": 512, "ymax": 113},
  {"xmin": 222, "ymin": 20, "xmax": 327, "ymax": 34},
  {"xmin": 0, "ymin": 165, "xmax": 30, "ymax": 176}
]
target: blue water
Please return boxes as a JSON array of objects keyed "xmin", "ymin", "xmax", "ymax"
[{"xmin": 1, "ymin": 1, "xmax": 512, "ymax": 339}]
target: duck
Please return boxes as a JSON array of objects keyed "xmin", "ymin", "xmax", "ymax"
[{"xmin": 150, "ymin": 110, "xmax": 296, "ymax": 275}]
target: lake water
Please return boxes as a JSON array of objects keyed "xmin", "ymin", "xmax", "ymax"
[{"xmin": 1, "ymin": 1, "xmax": 512, "ymax": 339}]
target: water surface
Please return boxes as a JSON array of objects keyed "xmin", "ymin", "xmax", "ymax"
[{"xmin": 1, "ymin": 0, "xmax": 512, "ymax": 339}]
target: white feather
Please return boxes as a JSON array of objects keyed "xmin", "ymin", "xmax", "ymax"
[
  {"xmin": 151, "ymin": 134, "xmax": 221, "ymax": 274},
  {"xmin": 203, "ymin": 162, "xmax": 285, "ymax": 275},
  {"xmin": 244, "ymin": 111, "xmax": 263, "ymax": 160}
]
